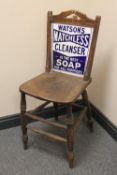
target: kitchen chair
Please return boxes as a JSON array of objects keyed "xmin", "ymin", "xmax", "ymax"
[{"xmin": 19, "ymin": 10, "xmax": 101, "ymax": 168}]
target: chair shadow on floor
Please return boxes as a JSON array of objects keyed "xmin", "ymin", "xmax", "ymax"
[{"xmin": 26, "ymin": 120, "xmax": 102, "ymax": 166}]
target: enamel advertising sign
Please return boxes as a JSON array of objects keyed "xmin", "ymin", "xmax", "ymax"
[{"xmin": 52, "ymin": 23, "xmax": 93, "ymax": 76}]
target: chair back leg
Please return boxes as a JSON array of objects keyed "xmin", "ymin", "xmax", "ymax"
[
  {"xmin": 53, "ymin": 102, "xmax": 59, "ymax": 121},
  {"xmin": 20, "ymin": 92, "xmax": 28, "ymax": 149},
  {"xmin": 82, "ymin": 90, "xmax": 93, "ymax": 132}
]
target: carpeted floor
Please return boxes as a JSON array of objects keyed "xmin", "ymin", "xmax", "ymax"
[{"xmin": 0, "ymin": 120, "xmax": 117, "ymax": 175}]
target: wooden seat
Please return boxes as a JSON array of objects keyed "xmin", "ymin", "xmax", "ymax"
[
  {"xmin": 19, "ymin": 10, "xmax": 101, "ymax": 168},
  {"xmin": 20, "ymin": 71, "xmax": 91, "ymax": 103}
]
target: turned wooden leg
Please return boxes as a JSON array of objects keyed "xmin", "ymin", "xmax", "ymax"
[
  {"xmin": 82, "ymin": 90, "xmax": 93, "ymax": 132},
  {"xmin": 53, "ymin": 102, "xmax": 58, "ymax": 121},
  {"xmin": 66, "ymin": 104, "xmax": 74, "ymax": 168},
  {"xmin": 20, "ymin": 92, "xmax": 28, "ymax": 149}
]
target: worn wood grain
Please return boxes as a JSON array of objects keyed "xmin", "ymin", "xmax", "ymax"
[{"xmin": 20, "ymin": 71, "xmax": 91, "ymax": 103}]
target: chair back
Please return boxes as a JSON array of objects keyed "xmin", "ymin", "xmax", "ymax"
[{"xmin": 46, "ymin": 10, "xmax": 101, "ymax": 80}]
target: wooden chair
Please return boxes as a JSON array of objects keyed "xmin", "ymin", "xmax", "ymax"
[{"xmin": 19, "ymin": 10, "xmax": 101, "ymax": 168}]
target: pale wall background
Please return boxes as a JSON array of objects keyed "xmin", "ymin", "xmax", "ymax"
[{"xmin": 0, "ymin": 0, "xmax": 117, "ymax": 126}]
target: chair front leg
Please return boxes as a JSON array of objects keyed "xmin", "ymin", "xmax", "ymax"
[
  {"xmin": 66, "ymin": 104, "xmax": 74, "ymax": 168},
  {"xmin": 20, "ymin": 92, "xmax": 28, "ymax": 149},
  {"xmin": 82, "ymin": 90, "xmax": 93, "ymax": 132}
]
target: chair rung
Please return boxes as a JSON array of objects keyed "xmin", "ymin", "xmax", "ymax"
[
  {"xmin": 31, "ymin": 101, "xmax": 50, "ymax": 113},
  {"xmin": 27, "ymin": 126, "xmax": 67, "ymax": 143},
  {"xmin": 72, "ymin": 103, "xmax": 84, "ymax": 108},
  {"xmin": 25, "ymin": 112, "xmax": 67, "ymax": 129}
]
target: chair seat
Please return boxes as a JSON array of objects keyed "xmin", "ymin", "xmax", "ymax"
[{"xmin": 20, "ymin": 71, "xmax": 91, "ymax": 103}]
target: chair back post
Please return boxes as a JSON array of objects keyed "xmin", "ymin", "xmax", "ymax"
[
  {"xmin": 46, "ymin": 11, "xmax": 53, "ymax": 72},
  {"xmin": 83, "ymin": 16, "xmax": 101, "ymax": 81}
]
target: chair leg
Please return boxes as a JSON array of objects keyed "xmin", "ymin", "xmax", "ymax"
[
  {"xmin": 82, "ymin": 90, "xmax": 93, "ymax": 132},
  {"xmin": 20, "ymin": 92, "xmax": 28, "ymax": 149},
  {"xmin": 53, "ymin": 102, "xmax": 58, "ymax": 121},
  {"xmin": 66, "ymin": 104, "xmax": 74, "ymax": 168}
]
